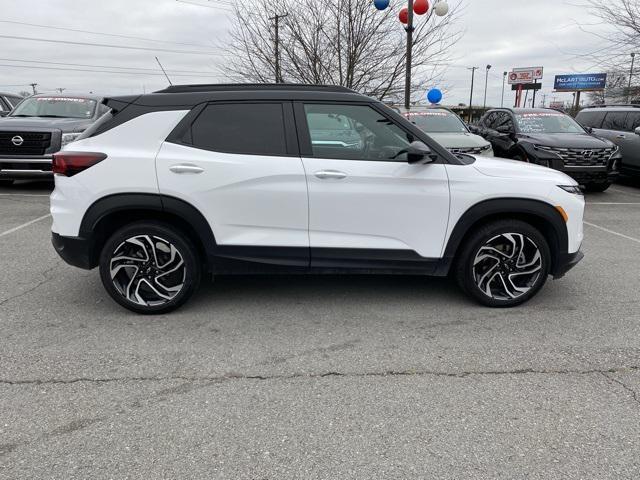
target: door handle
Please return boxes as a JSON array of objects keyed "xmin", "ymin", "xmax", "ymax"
[
  {"xmin": 169, "ymin": 164, "xmax": 204, "ymax": 174},
  {"xmin": 315, "ymin": 170, "xmax": 347, "ymax": 180},
  {"xmin": 616, "ymin": 134, "xmax": 626, "ymax": 139}
]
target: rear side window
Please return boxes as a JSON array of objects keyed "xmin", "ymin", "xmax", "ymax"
[
  {"xmin": 576, "ymin": 110, "xmax": 605, "ymax": 128},
  {"xmin": 601, "ymin": 112, "xmax": 629, "ymax": 131},
  {"xmin": 190, "ymin": 103, "xmax": 287, "ymax": 156}
]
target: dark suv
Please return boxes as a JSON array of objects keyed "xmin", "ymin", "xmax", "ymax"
[
  {"xmin": 0, "ymin": 93, "xmax": 108, "ymax": 185},
  {"xmin": 473, "ymin": 108, "xmax": 621, "ymax": 192},
  {"xmin": 576, "ymin": 105, "xmax": 640, "ymax": 178}
]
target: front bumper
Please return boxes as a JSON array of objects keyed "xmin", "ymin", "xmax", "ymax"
[
  {"xmin": 0, "ymin": 156, "xmax": 53, "ymax": 179},
  {"xmin": 52, "ymin": 232, "xmax": 94, "ymax": 270},
  {"xmin": 552, "ymin": 250, "xmax": 584, "ymax": 279}
]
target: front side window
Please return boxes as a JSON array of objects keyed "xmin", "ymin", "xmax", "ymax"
[
  {"xmin": 303, "ymin": 104, "xmax": 414, "ymax": 161},
  {"xmin": 515, "ymin": 112, "xmax": 585, "ymax": 134},
  {"xmin": 190, "ymin": 103, "xmax": 288, "ymax": 156},
  {"xmin": 6, "ymin": 96, "xmax": 22, "ymax": 108},
  {"xmin": 406, "ymin": 109, "xmax": 468, "ymax": 133},
  {"xmin": 576, "ymin": 110, "xmax": 606, "ymax": 129},
  {"xmin": 494, "ymin": 112, "xmax": 515, "ymax": 132},
  {"xmin": 11, "ymin": 97, "xmax": 96, "ymax": 119},
  {"xmin": 601, "ymin": 112, "xmax": 629, "ymax": 131},
  {"xmin": 626, "ymin": 112, "xmax": 640, "ymax": 131}
]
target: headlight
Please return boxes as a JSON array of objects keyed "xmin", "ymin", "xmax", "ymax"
[
  {"xmin": 480, "ymin": 144, "xmax": 492, "ymax": 151},
  {"xmin": 558, "ymin": 185, "xmax": 583, "ymax": 195},
  {"xmin": 61, "ymin": 132, "xmax": 82, "ymax": 148}
]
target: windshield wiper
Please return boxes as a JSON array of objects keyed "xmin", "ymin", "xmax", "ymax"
[{"xmin": 34, "ymin": 115, "xmax": 69, "ymax": 118}]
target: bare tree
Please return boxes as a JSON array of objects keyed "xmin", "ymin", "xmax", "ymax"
[
  {"xmin": 222, "ymin": 0, "xmax": 464, "ymax": 102},
  {"xmin": 574, "ymin": 0, "xmax": 640, "ymax": 100}
]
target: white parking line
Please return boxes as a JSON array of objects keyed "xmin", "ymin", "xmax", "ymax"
[
  {"xmin": 584, "ymin": 221, "xmax": 640, "ymax": 245},
  {"xmin": 0, "ymin": 214, "xmax": 51, "ymax": 238},
  {"xmin": 587, "ymin": 202, "xmax": 640, "ymax": 205}
]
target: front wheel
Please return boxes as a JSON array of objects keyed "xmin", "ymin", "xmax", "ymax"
[
  {"xmin": 99, "ymin": 222, "xmax": 201, "ymax": 314},
  {"xmin": 454, "ymin": 220, "xmax": 551, "ymax": 307}
]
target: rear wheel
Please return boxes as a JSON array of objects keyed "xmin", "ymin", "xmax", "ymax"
[
  {"xmin": 584, "ymin": 181, "xmax": 611, "ymax": 192},
  {"xmin": 99, "ymin": 222, "xmax": 201, "ymax": 314},
  {"xmin": 455, "ymin": 219, "xmax": 551, "ymax": 307}
]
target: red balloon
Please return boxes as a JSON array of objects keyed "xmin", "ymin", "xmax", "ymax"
[
  {"xmin": 399, "ymin": 7, "xmax": 409, "ymax": 24},
  {"xmin": 414, "ymin": 0, "xmax": 429, "ymax": 15}
]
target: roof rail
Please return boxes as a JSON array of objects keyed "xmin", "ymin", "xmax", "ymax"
[
  {"xmin": 153, "ymin": 83, "xmax": 356, "ymax": 94},
  {"xmin": 582, "ymin": 104, "xmax": 640, "ymax": 109}
]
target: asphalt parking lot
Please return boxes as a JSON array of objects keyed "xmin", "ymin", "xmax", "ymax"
[{"xmin": 1, "ymin": 179, "xmax": 639, "ymax": 479}]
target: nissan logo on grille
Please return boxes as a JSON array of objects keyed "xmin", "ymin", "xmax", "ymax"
[
  {"xmin": 11, "ymin": 135, "xmax": 24, "ymax": 146},
  {"xmin": 582, "ymin": 150, "xmax": 594, "ymax": 159}
]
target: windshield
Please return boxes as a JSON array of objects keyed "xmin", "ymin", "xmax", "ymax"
[
  {"xmin": 407, "ymin": 110, "xmax": 468, "ymax": 133},
  {"xmin": 515, "ymin": 112, "xmax": 585, "ymax": 134},
  {"xmin": 11, "ymin": 97, "xmax": 97, "ymax": 119}
]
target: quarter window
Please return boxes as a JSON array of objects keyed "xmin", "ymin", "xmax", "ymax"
[
  {"xmin": 576, "ymin": 110, "xmax": 605, "ymax": 128},
  {"xmin": 303, "ymin": 104, "xmax": 414, "ymax": 161},
  {"xmin": 625, "ymin": 112, "xmax": 640, "ymax": 131},
  {"xmin": 190, "ymin": 103, "xmax": 288, "ymax": 156}
]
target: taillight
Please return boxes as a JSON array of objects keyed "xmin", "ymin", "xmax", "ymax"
[{"xmin": 52, "ymin": 152, "xmax": 107, "ymax": 177}]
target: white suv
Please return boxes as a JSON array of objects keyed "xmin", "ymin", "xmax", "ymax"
[{"xmin": 50, "ymin": 84, "xmax": 585, "ymax": 314}]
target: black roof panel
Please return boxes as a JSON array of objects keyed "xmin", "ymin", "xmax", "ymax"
[{"xmin": 154, "ymin": 83, "xmax": 355, "ymax": 94}]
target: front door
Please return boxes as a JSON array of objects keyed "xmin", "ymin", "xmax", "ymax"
[{"xmin": 296, "ymin": 102, "xmax": 450, "ymax": 268}]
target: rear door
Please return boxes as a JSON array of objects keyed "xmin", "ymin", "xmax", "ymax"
[
  {"xmin": 295, "ymin": 102, "xmax": 450, "ymax": 267},
  {"xmin": 156, "ymin": 101, "xmax": 310, "ymax": 265}
]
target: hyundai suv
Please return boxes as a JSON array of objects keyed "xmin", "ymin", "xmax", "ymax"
[
  {"xmin": 50, "ymin": 84, "xmax": 585, "ymax": 314},
  {"xmin": 576, "ymin": 105, "xmax": 640, "ymax": 178},
  {"xmin": 0, "ymin": 93, "xmax": 109, "ymax": 185},
  {"xmin": 473, "ymin": 108, "xmax": 621, "ymax": 192},
  {"xmin": 402, "ymin": 106, "xmax": 493, "ymax": 156}
]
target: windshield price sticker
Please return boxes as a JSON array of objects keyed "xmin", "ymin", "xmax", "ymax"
[
  {"xmin": 36, "ymin": 97, "xmax": 90, "ymax": 103},
  {"xmin": 520, "ymin": 113, "xmax": 563, "ymax": 117},
  {"xmin": 409, "ymin": 111, "xmax": 449, "ymax": 116}
]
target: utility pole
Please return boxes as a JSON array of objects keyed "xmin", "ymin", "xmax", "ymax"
[
  {"xmin": 501, "ymin": 71, "xmax": 507, "ymax": 107},
  {"xmin": 270, "ymin": 13, "xmax": 288, "ymax": 84},
  {"xmin": 403, "ymin": 0, "xmax": 416, "ymax": 110},
  {"xmin": 467, "ymin": 66, "xmax": 478, "ymax": 123},
  {"xmin": 482, "ymin": 64, "xmax": 491, "ymax": 109},
  {"xmin": 29, "ymin": 83, "xmax": 38, "ymax": 95},
  {"xmin": 628, "ymin": 52, "xmax": 635, "ymax": 103}
]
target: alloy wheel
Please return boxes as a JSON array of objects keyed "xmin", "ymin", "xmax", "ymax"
[
  {"xmin": 472, "ymin": 233, "xmax": 543, "ymax": 301},
  {"xmin": 109, "ymin": 235, "xmax": 186, "ymax": 307}
]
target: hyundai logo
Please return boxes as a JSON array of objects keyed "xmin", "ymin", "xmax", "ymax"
[
  {"xmin": 11, "ymin": 135, "xmax": 24, "ymax": 146},
  {"xmin": 582, "ymin": 150, "xmax": 594, "ymax": 159}
]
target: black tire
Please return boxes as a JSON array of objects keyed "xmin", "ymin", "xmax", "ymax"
[
  {"xmin": 99, "ymin": 221, "xmax": 201, "ymax": 314},
  {"xmin": 584, "ymin": 182, "xmax": 611, "ymax": 193},
  {"xmin": 454, "ymin": 219, "xmax": 551, "ymax": 307}
]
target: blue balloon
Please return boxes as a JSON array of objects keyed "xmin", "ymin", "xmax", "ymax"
[
  {"xmin": 373, "ymin": 0, "xmax": 390, "ymax": 10},
  {"xmin": 427, "ymin": 88, "xmax": 443, "ymax": 104}
]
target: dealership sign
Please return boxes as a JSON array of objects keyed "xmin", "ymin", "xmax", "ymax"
[
  {"xmin": 508, "ymin": 66, "xmax": 544, "ymax": 85},
  {"xmin": 554, "ymin": 73, "xmax": 607, "ymax": 91}
]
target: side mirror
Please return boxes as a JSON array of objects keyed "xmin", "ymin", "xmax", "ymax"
[
  {"xmin": 407, "ymin": 141, "xmax": 435, "ymax": 164},
  {"xmin": 635, "ymin": 126, "xmax": 640, "ymax": 136}
]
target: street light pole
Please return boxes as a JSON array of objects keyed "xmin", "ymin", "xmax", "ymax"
[
  {"xmin": 468, "ymin": 66, "xmax": 478, "ymax": 123},
  {"xmin": 404, "ymin": 0, "xmax": 415, "ymax": 110},
  {"xmin": 270, "ymin": 13, "xmax": 289, "ymax": 84},
  {"xmin": 501, "ymin": 71, "xmax": 507, "ymax": 107},
  {"xmin": 628, "ymin": 52, "xmax": 636, "ymax": 103},
  {"xmin": 482, "ymin": 64, "xmax": 491, "ymax": 109}
]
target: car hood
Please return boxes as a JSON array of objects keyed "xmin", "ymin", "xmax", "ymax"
[
  {"xmin": 0, "ymin": 116, "xmax": 92, "ymax": 133},
  {"xmin": 427, "ymin": 132, "xmax": 490, "ymax": 148},
  {"xmin": 518, "ymin": 132, "xmax": 614, "ymax": 148},
  {"xmin": 472, "ymin": 155, "xmax": 576, "ymax": 183}
]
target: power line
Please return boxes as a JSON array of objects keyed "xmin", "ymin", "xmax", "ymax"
[
  {"xmin": 0, "ymin": 58, "xmax": 221, "ymax": 75},
  {"xmin": 0, "ymin": 34, "xmax": 228, "ymax": 56},
  {"xmin": 0, "ymin": 63, "xmax": 225, "ymax": 78},
  {"xmin": 175, "ymin": 0, "xmax": 233, "ymax": 12},
  {"xmin": 0, "ymin": 20, "xmax": 220, "ymax": 50}
]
